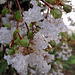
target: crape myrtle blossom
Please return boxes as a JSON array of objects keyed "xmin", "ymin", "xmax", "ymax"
[
  {"xmin": 4, "ymin": 18, "xmax": 69, "ymax": 75},
  {"xmin": 4, "ymin": 52, "xmax": 52, "ymax": 75},
  {"xmin": 3, "ymin": 0, "xmax": 73, "ymax": 75},
  {"xmin": 23, "ymin": 0, "xmax": 44, "ymax": 25},
  {"xmin": 4, "ymin": 54, "xmax": 29, "ymax": 75}
]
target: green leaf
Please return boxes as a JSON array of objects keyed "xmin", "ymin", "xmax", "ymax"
[
  {"xmin": 15, "ymin": 10, "xmax": 22, "ymax": 21},
  {"xmin": 66, "ymin": 55, "xmax": 75, "ymax": 65},
  {"xmin": 29, "ymin": 23, "xmax": 32, "ymax": 28},
  {"xmin": 49, "ymin": 40, "xmax": 56, "ymax": 47},
  {"xmin": 56, "ymin": 60, "xmax": 61, "ymax": 64},
  {"xmin": 63, "ymin": 64, "xmax": 72, "ymax": 69},
  {"xmin": 52, "ymin": 48, "xmax": 56, "ymax": 54},
  {"xmin": 57, "ymin": 41, "xmax": 63, "ymax": 47},
  {"xmin": 0, "ymin": 59, "xmax": 8, "ymax": 73}
]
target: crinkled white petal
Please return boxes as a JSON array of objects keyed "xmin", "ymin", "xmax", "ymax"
[
  {"xmin": 0, "ymin": 27, "xmax": 12, "ymax": 44},
  {"xmin": 23, "ymin": 1, "xmax": 43, "ymax": 25},
  {"xmin": 4, "ymin": 54, "xmax": 29, "ymax": 75},
  {"xmin": 0, "ymin": 0, "xmax": 6, "ymax": 4}
]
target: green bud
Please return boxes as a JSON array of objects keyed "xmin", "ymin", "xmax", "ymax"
[
  {"xmin": 63, "ymin": 4, "xmax": 72, "ymax": 13},
  {"xmin": 20, "ymin": 39, "xmax": 29, "ymax": 47},
  {"xmin": 8, "ymin": 9, "xmax": 11, "ymax": 13},
  {"xmin": 45, "ymin": 0, "xmax": 56, "ymax": 5},
  {"xmin": 2, "ymin": 8, "xmax": 7, "ymax": 16},
  {"xmin": 27, "ymin": 31, "xmax": 33, "ymax": 40},
  {"xmin": 50, "ymin": 8, "xmax": 62, "ymax": 19},
  {"xmin": 15, "ymin": 10, "xmax": 22, "ymax": 21},
  {"xmin": 8, "ymin": 49, "xmax": 14, "ymax": 55},
  {"xmin": 4, "ymin": 23, "xmax": 10, "ymax": 28},
  {"xmin": 13, "ymin": 29, "xmax": 20, "ymax": 38},
  {"xmin": 12, "ymin": 45, "xmax": 17, "ymax": 50}
]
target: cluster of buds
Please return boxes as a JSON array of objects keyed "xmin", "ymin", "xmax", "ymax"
[{"xmin": 41, "ymin": 0, "xmax": 72, "ymax": 19}]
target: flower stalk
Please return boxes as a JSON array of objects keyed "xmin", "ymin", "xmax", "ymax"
[
  {"xmin": 40, "ymin": 0, "xmax": 54, "ymax": 9},
  {"xmin": 16, "ymin": 0, "xmax": 23, "ymax": 16}
]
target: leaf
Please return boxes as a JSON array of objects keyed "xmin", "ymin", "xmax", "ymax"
[
  {"xmin": 66, "ymin": 55, "xmax": 75, "ymax": 65},
  {"xmin": 29, "ymin": 23, "xmax": 32, "ymax": 28},
  {"xmin": 52, "ymin": 48, "xmax": 56, "ymax": 54},
  {"xmin": 63, "ymin": 64, "xmax": 72, "ymax": 69},
  {"xmin": 56, "ymin": 60, "xmax": 61, "ymax": 64},
  {"xmin": 0, "ymin": 59, "xmax": 8, "ymax": 73},
  {"xmin": 0, "ymin": 51, "xmax": 4, "ymax": 58},
  {"xmin": 57, "ymin": 41, "xmax": 63, "ymax": 47},
  {"xmin": 49, "ymin": 40, "xmax": 56, "ymax": 47}
]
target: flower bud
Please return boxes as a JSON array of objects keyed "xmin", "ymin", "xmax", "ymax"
[
  {"xmin": 50, "ymin": 8, "xmax": 62, "ymax": 19},
  {"xmin": 8, "ymin": 49, "xmax": 14, "ymax": 55},
  {"xmin": 20, "ymin": 39, "xmax": 29, "ymax": 47},
  {"xmin": 4, "ymin": 23, "xmax": 10, "ymax": 29},
  {"xmin": 15, "ymin": 10, "xmax": 22, "ymax": 21},
  {"xmin": 63, "ymin": 4, "xmax": 72, "ymax": 13}
]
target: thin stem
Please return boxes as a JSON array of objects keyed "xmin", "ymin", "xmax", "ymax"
[
  {"xmin": 7, "ymin": 0, "xmax": 9, "ymax": 8},
  {"xmin": 10, "ymin": 9, "xmax": 15, "ymax": 15},
  {"xmin": 40, "ymin": 0, "xmax": 54, "ymax": 9},
  {"xmin": 17, "ymin": 21, "xmax": 22, "ymax": 40},
  {"xmin": 11, "ymin": 39, "xmax": 15, "ymax": 48},
  {"xmin": 25, "ymin": 22, "xmax": 30, "ymax": 31},
  {"xmin": 17, "ymin": 21, "xmax": 19, "ymax": 29},
  {"xmin": 46, "ymin": 8, "xmax": 49, "ymax": 19},
  {"xmin": 58, "ymin": 3, "xmax": 64, "ymax": 6},
  {"xmin": 7, "ymin": 0, "xmax": 15, "ymax": 15},
  {"xmin": 16, "ymin": 0, "xmax": 23, "ymax": 16},
  {"xmin": 15, "ymin": 0, "xmax": 30, "ymax": 32},
  {"xmin": 18, "ymin": 33, "xmax": 22, "ymax": 40},
  {"xmin": 31, "ymin": 22, "xmax": 34, "ymax": 36}
]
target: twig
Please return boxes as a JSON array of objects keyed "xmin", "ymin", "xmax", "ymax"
[
  {"xmin": 46, "ymin": 8, "xmax": 49, "ymax": 19},
  {"xmin": 17, "ymin": 21, "xmax": 22, "ymax": 40},
  {"xmin": 7, "ymin": 0, "xmax": 15, "ymax": 15},
  {"xmin": 15, "ymin": 0, "xmax": 30, "ymax": 32},
  {"xmin": 40, "ymin": 0, "xmax": 54, "ymax": 9},
  {"xmin": 7, "ymin": 0, "xmax": 9, "ymax": 8},
  {"xmin": 25, "ymin": 22, "xmax": 30, "ymax": 32},
  {"xmin": 31, "ymin": 22, "xmax": 34, "ymax": 36},
  {"xmin": 16, "ymin": 0, "xmax": 23, "ymax": 16}
]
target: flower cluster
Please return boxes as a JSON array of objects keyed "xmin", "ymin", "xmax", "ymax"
[{"xmin": 0, "ymin": 0, "xmax": 74, "ymax": 75}]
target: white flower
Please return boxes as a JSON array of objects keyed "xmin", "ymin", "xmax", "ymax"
[
  {"xmin": 0, "ymin": 27, "xmax": 12, "ymax": 44},
  {"xmin": 23, "ymin": 2, "xmax": 43, "ymax": 25},
  {"xmin": 4, "ymin": 54, "xmax": 29, "ymax": 75},
  {"xmin": 62, "ymin": 55, "xmax": 68, "ymax": 60},
  {"xmin": 0, "ymin": 0, "xmax": 6, "ymax": 4}
]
